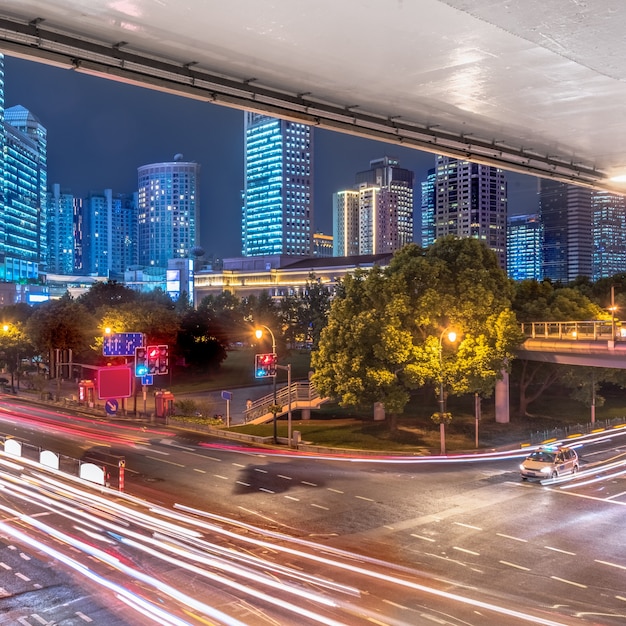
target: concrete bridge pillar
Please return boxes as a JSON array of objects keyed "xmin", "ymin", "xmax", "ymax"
[
  {"xmin": 495, "ymin": 370, "xmax": 510, "ymax": 424},
  {"xmin": 300, "ymin": 407, "xmax": 311, "ymax": 420}
]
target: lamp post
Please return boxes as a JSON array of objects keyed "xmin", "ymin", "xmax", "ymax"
[
  {"xmin": 255, "ymin": 325, "xmax": 278, "ymax": 444},
  {"xmin": 438, "ymin": 328, "xmax": 457, "ymax": 456},
  {"xmin": 609, "ymin": 285, "xmax": 617, "ymax": 343}
]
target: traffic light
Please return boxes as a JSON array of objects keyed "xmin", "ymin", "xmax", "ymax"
[
  {"xmin": 254, "ymin": 353, "xmax": 277, "ymax": 378},
  {"xmin": 146, "ymin": 345, "xmax": 159, "ymax": 374},
  {"xmin": 157, "ymin": 345, "xmax": 169, "ymax": 374},
  {"xmin": 134, "ymin": 347, "xmax": 148, "ymax": 377}
]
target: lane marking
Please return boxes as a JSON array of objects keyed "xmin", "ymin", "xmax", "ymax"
[
  {"xmin": 496, "ymin": 533, "xmax": 527, "ymax": 543},
  {"xmin": 595, "ymin": 559, "xmax": 626, "ymax": 571},
  {"xmin": 301, "ymin": 481, "xmax": 317, "ymax": 486},
  {"xmin": 327, "ymin": 488, "xmax": 344, "ymax": 493},
  {"xmin": 311, "ymin": 503, "xmax": 329, "ymax": 510},
  {"xmin": 255, "ymin": 468, "xmax": 268, "ymax": 474},
  {"xmin": 545, "ymin": 546, "xmax": 576, "ymax": 556},
  {"xmin": 146, "ymin": 456, "xmax": 184, "ymax": 467},
  {"xmin": 284, "ymin": 495, "xmax": 300, "ymax": 501},
  {"xmin": 236, "ymin": 481, "xmax": 250, "ymax": 487},
  {"xmin": 260, "ymin": 488, "xmax": 275, "ymax": 494},
  {"xmin": 551, "ymin": 576, "xmax": 587, "ymax": 588},
  {"xmin": 76, "ymin": 612, "xmax": 94, "ymax": 622},
  {"xmin": 410, "ymin": 534, "xmax": 435, "ymax": 542},
  {"xmin": 355, "ymin": 495, "xmax": 374, "ymax": 501},
  {"xmin": 500, "ymin": 560, "xmax": 530, "ymax": 571},
  {"xmin": 15, "ymin": 572, "xmax": 30, "ymax": 581},
  {"xmin": 454, "ymin": 522, "xmax": 482, "ymax": 531},
  {"xmin": 453, "ymin": 546, "xmax": 480, "ymax": 556},
  {"xmin": 213, "ymin": 475, "xmax": 229, "ymax": 480},
  {"xmin": 232, "ymin": 463, "xmax": 245, "ymax": 468},
  {"xmin": 278, "ymin": 474, "xmax": 292, "ymax": 480},
  {"xmin": 193, "ymin": 468, "xmax": 206, "ymax": 474}
]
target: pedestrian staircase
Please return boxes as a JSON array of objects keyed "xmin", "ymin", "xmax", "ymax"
[{"xmin": 244, "ymin": 381, "xmax": 328, "ymax": 424}]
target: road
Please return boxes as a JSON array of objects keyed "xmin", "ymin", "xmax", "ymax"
[{"xmin": 1, "ymin": 396, "xmax": 626, "ymax": 625}]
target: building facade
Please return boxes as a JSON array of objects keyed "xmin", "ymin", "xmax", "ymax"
[
  {"xmin": 84, "ymin": 189, "xmax": 138, "ymax": 276},
  {"xmin": 2, "ymin": 103, "xmax": 47, "ymax": 283},
  {"xmin": 137, "ymin": 154, "xmax": 199, "ymax": 268},
  {"xmin": 242, "ymin": 113, "xmax": 313, "ymax": 257},
  {"xmin": 421, "ymin": 167, "xmax": 436, "ymax": 248},
  {"xmin": 592, "ymin": 190, "xmax": 626, "ymax": 280},
  {"xmin": 333, "ymin": 157, "xmax": 414, "ymax": 256},
  {"xmin": 46, "ymin": 183, "xmax": 76, "ymax": 275},
  {"xmin": 507, "ymin": 213, "xmax": 543, "ymax": 281},
  {"xmin": 432, "ymin": 156, "xmax": 507, "ymax": 268},
  {"xmin": 540, "ymin": 179, "xmax": 593, "ymax": 282}
]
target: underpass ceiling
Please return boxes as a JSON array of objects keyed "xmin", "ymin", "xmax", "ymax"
[{"xmin": 1, "ymin": 1, "xmax": 625, "ymax": 191}]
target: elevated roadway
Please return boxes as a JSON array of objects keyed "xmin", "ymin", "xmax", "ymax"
[{"xmin": 1, "ymin": 2, "xmax": 626, "ymax": 191}]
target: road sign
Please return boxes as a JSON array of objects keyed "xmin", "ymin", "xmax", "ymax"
[
  {"xmin": 103, "ymin": 332, "xmax": 145, "ymax": 357},
  {"xmin": 104, "ymin": 398, "xmax": 119, "ymax": 415},
  {"xmin": 141, "ymin": 374, "xmax": 154, "ymax": 386},
  {"xmin": 97, "ymin": 366, "xmax": 132, "ymax": 400},
  {"xmin": 221, "ymin": 390, "xmax": 233, "ymax": 401}
]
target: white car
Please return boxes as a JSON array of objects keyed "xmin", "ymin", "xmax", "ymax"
[{"xmin": 520, "ymin": 445, "xmax": 579, "ymax": 480}]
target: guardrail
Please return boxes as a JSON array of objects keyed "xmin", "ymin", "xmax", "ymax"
[
  {"xmin": 244, "ymin": 381, "xmax": 326, "ymax": 423},
  {"xmin": 520, "ymin": 320, "xmax": 622, "ymax": 341}
]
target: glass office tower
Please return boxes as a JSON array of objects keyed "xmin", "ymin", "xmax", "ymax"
[
  {"xmin": 507, "ymin": 214, "xmax": 543, "ymax": 281},
  {"xmin": 2, "ymin": 101, "xmax": 47, "ymax": 282},
  {"xmin": 242, "ymin": 113, "xmax": 313, "ymax": 257},
  {"xmin": 137, "ymin": 155, "xmax": 199, "ymax": 268}
]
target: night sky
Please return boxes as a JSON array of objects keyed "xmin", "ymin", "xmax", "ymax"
[{"xmin": 3, "ymin": 55, "xmax": 538, "ymax": 260}]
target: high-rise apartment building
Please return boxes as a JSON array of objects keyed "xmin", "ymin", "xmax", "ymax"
[
  {"xmin": 313, "ymin": 232, "xmax": 333, "ymax": 258},
  {"xmin": 2, "ymin": 103, "xmax": 47, "ymax": 282},
  {"xmin": 46, "ymin": 183, "xmax": 76, "ymax": 275},
  {"xmin": 507, "ymin": 214, "xmax": 543, "ymax": 281},
  {"xmin": 242, "ymin": 113, "xmax": 313, "ymax": 257},
  {"xmin": 137, "ymin": 155, "xmax": 199, "ymax": 268},
  {"xmin": 84, "ymin": 189, "xmax": 138, "ymax": 276},
  {"xmin": 540, "ymin": 179, "xmax": 593, "ymax": 282},
  {"xmin": 432, "ymin": 156, "xmax": 507, "ymax": 267},
  {"xmin": 592, "ymin": 190, "xmax": 626, "ymax": 280},
  {"xmin": 333, "ymin": 157, "xmax": 414, "ymax": 256}
]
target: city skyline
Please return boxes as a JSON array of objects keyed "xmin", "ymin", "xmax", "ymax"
[{"xmin": 4, "ymin": 55, "xmax": 539, "ymax": 260}]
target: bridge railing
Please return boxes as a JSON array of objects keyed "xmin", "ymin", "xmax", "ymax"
[
  {"xmin": 520, "ymin": 320, "xmax": 621, "ymax": 341},
  {"xmin": 527, "ymin": 417, "xmax": 626, "ymax": 446}
]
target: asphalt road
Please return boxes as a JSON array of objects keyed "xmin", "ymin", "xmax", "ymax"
[{"xmin": 1, "ymin": 396, "xmax": 626, "ymax": 625}]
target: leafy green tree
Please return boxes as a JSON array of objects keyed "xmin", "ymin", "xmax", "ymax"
[
  {"xmin": 177, "ymin": 307, "xmax": 227, "ymax": 372},
  {"xmin": 77, "ymin": 280, "xmax": 138, "ymax": 314},
  {"xmin": 312, "ymin": 238, "xmax": 522, "ymax": 432},
  {"xmin": 512, "ymin": 280, "xmax": 608, "ymax": 416}
]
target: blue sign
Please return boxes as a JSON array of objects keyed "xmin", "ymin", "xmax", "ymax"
[
  {"xmin": 141, "ymin": 374, "xmax": 154, "ymax": 386},
  {"xmin": 103, "ymin": 333, "xmax": 145, "ymax": 357},
  {"xmin": 104, "ymin": 398, "xmax": 119, "ymax": 415},
  {"xmin": 221, "ymin": 390, "xmax": 233, "ymax": 401}
]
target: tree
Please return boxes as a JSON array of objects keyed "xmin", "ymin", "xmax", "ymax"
[
  {"xmin": 512, "ymin": 280, "xmax": 608, "ymax": 416},
  {"xmin": 177, "ymin": 307, "xmax": 227, "ymax": 372},
  {"xmin": 311, "ymin": 238, "xmax": 522, "ymax": 432}
]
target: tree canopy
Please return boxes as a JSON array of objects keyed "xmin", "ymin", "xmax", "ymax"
[{"xmin": 311, "ymin": 238, "xmax": 523, "ymax": 428}]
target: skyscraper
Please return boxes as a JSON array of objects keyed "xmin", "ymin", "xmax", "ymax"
[
  {"xmin": 592, "ymin": 190, "xmax": 626, "ymax": 280},
  {"xmin": 432, "ymin": 156, "xmax": 507, "ymax": 268},
  {"xmin": 540, "ymin": 180, "xmax": 592, "ymax": 282},
  {"xmin": 333, "ymin": 157, "xmax": 414, "ymax": 256},
  {"xmin": 2, "ymin": 102, "xmax": 47, "ymax": 282},
  {"xmin": 421, "ymin": 167, "xmax": 436, "ymax": 248},
  {"xmin": 46, "ymin": 183, "xmax": 76, "ymax": 275},
  {"xmin": 84, "ymin": 189, "xmax": 138, "ymax": 276},
  {"xmin": 137, "ymin": 154, "xmax": 199, "ymax": 268},
  {"xmin": 507, "ymin": 214, "xmax": 543, "ymax": 281},
  {"xmin": 242, "ymin": 113, "xmax": 313, "ymax": 257}
]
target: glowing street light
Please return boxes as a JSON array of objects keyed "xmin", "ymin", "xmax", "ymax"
[{"xmin": 437, "ymin": 328, "xmax": 458, "ymax": 456}]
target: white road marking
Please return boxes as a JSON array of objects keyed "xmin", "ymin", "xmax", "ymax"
[
  {"xmin": 410, "ymin": 534, "xmax": 435, "ymax": 542},
  {"xmin": 232, "ymin": 463, "xmax": 245, "ymax": 468},
  {"xmin": 260, "ymin": 488, "xmax": 275, "ymax": 494},
  {"xmin": 76, "ymin": 612, "xmax": 94, "ymax": 622},
  {"xmin": 496, "ymin": 533, "xmax": 527, "ymax": 543},
  {"xmin": 19, "ymin": 552, "xmax": 31, "ymax": 560},
  {"xmin": 284, "ymin": 495, "xmax": 300, "ymax": 501},
  {"xmin": 545, "ymin": 546, "xmax": 576, "ymax": 556},
  {"xmin": 595, "ymin": 559, "xmax": 626, "ymax": 571},
  {"xmin": 0, "ymin": 562, "xmax": 11, "ymax": 570},
  {"xmin": 454, "ymin": 522, "xmax": 482, "ymax": 531},
  {"xmin": 453, "ymin": 546, "xmax": 480, "ymax": 556},
  {"xmin": 255, "ymin": 468, "xmax": 268, "ymax": 474},
  {"xmin": 193, "ymin": 468, "xmax": 206, "ymax": 473},
  {"xmin": 236, "ymin": 481, "xmax": 250, "ymax": 487},
  {"xmin": 15, "ymin": 572, "xmax": 30, "ymax": 581},
  {"xmin": 311, "ymin": 503, "xmax": 329, "ymax": 510},
  {"xmin": 213, "ymin": 475, "xmax": 229, "ymax": 480},
  {"xmin": 551, "ymin": 576, "xmax": 587, "ymax": 588},
  {"xmin": 146, "ymin": 456, "xmax": 184, "ymax": 467},
  {"xmin": 301, "ymin": 481, "xmax": 317, "ymax": 486},
  {"xmin": 277, "ymin": 474, "xmax": 292, "ymax": 480},
  {"xmin": 327, "ymin": 488, "xmax": 344, "ymax": 493},
  {"xmin": 500, "ymin": 560, "xmax": 530, "ymax": 571},
  {"xmin": 355, "ymin": 495, "xmax": 374, "ymax": 501}
]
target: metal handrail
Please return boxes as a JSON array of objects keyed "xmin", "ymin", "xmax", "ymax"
[{"xmin": 520, "ymin": 320, "xmax": 620, "ymax": 341}]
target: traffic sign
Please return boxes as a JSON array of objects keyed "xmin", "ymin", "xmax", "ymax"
[
  {"xmin": 141, "ymin": 374, "xmax": 154, "ymax": 386},
  {"xmin": 221, "ymin": 390, "xmax": 233, "ymax": 401},
  {"xmin": 103, "ymin": 332, "xmax": 145, "ymax": 357},
  {"xmin": 105, "ymin": 398, "xmax": 119, "ymax": 415}
]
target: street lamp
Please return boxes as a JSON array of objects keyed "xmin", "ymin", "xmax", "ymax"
[
  {"xmin": 255, "ymin": 325, "xmax": 278, "ymax": 444},
  {"xmin": 438, "ymin": 328, "xmax": 457, "ymax": 456}
]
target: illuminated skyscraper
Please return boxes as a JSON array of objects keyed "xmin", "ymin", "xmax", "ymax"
[
  {"xmin": 540, "ymin": 180, "xmax": 592, "ymax": 282},
  {"xmin": 333, "ymin": 157, "xmax": 414, "ymax": 256},
  {"xmin": 592, "ymin": 190, "xmax": 626, "ymax": 280},
  {"xmin": 507, "ymin": 214, "xmax": 543, "ymax": 281},
  {"xmin": 421, "ymin": 167, "xmax": 436, "ymax": 248},
  {"xmin": 137, "ymin": 154, "xmax": 199, "ymax": 268},
  {"xmin": 84, "ymin": 189, "xmax": 138, "ymax": 276},
  {"xmin": 242, "ymin": 113, "xmax": 313, "ymax": 257},
  {"xmin": 2, "ymin": 102, "xmax": 47, "ymax": 282},
  {"xmin": 433, "ymin": 156, "xmax": 507, "ymax": 268},
  {"xmin": 46, "ymin": 183, "xmax": 76, "ymax": 275}
]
